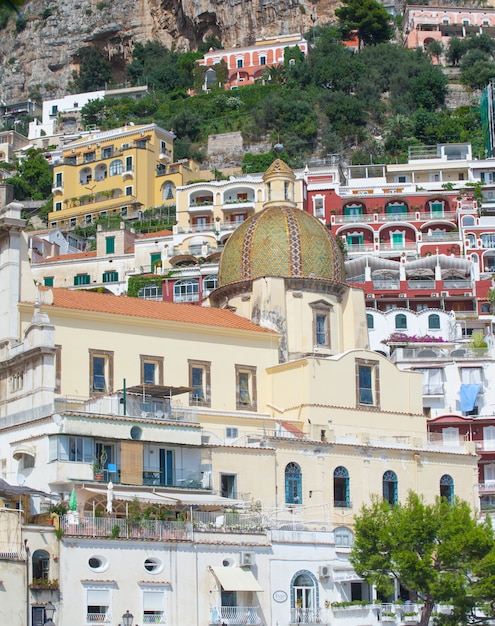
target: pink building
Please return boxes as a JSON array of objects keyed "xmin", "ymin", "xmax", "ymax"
[
  {"xmin": 197, "ymin": 33, "xmax": 309, "ymax": 90},
  {"xmin": 403, "ymin": 4, "xmax": 495, "ymax": 53}
]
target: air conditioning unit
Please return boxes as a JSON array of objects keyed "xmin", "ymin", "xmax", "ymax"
[
  {"xmin": 399, "ymin": 293, "xmax": 407, "ymax": 298},
  {"xmin": 319, "ymin": 565, "xmax": 331, "ymax": 579},
  {"xmin": 431, "ymin": 293, "xmax": 439, "ymax": 298},
  {"xmin": 464, "ymin": 292, "xmax": 472, "ymax": 297},
  {"xmin": 96, "ymin": 143, "xmax": 101, "ymax": 147},
  {"xmin": 366, "ymin": 294, "xmax": 375, "ymax": 299},
  {"xmin": 441, "ymin": 291, "xmax": 449, "ymax": 297},
  {"xmin": 122, "ymin": 142, "xmax": 130, "ymax": 150},
  {"xmin": 240, "ymin": 552, "xmax": 255, "ymax": 567}
]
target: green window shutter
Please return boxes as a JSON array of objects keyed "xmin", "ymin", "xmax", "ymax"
[
  {"xmin": 44, "ymin": 277, "xmax": 54, "ymax": 287},
  {"xmin": 106, "ymin": 237, "xmax": 115, "ymax": 254}
]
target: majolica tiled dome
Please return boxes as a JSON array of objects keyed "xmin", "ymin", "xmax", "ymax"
[{"xmin": 218, "ymin": 205, "xmax": 344, "ymax": 286}]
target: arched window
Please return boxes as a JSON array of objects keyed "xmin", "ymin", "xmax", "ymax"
[
  {"xmin": 428, "ymin": 314, "xmax": 440, "ymax": 330},
  {"xmin": 162, "ymin": 181, "xmax": 175, "ymax": 201},
  {"xmin": 32, "ymin": 549, "xmax": 50, "ymax": 580},
  {"xmin": 395, "ymin": 313, "xmax": 407, "ymax": 329},
  {"xmin": 383, "ymin": 470, "xmax": 398, "ymax": 505},
  {"xmin": 290, "ymin": 570, "xmax": 318, "ymax": 623},
  {"xmin": 463, "ymin": 215, "xmax": 475, "ymax": 227},
  {"xmin": 173, "ymin": 279, "xmax": 199, "ymax": 303},
  {"xmin": 203, "ymin": 275, "xmax": 218, "ymax": 296},
  {"xmin": 440, "ymin": 474, "xmax": 454, "ymax": 503},
  {"xmin": 285, "ymin": 462, "xmax": 302, "ymax": 505},
  {"xmin": 366, "ymin": 314, "xmax": 374, "ymax": 329},
  {"xmin": 334, "ymin": 526, "xmax": 354, "ymax": 547},
  {"xmin": 109, "ymin": 160, "xmax": 123, "ymax": 176},
  {"xmin": 334, "ymin": 466, "xmax": 350, "ymax": 508}
]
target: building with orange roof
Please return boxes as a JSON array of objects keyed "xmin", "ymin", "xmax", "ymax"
[{"xmin": 0, "ymin": 161, "xmax": 482, "ymax": 626}]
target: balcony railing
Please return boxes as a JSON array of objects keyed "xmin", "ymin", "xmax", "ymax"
[
  {"xmin": 87, "ymin": 613, "xmax": 110, "ymax": 623},
  {"xmin": 423, "ymin": 383, "xmax": 444, "ymax": 395},
  {"xmin": 390, "ymin": 346, "xmax": 491, "ymax": 362},
  {"xmin": 479, "ymin": 481, "xmax": 495, "ymax": 493},
  {"xmin": 210, "ymin": 606, "xmax": 261, "ymax": 625},
  {"xmin": 143, "ymin": 613, "xmax": 165, "ymax": 624},
  {"xmin": 193, "ymin": 511, "xmax": 264, "ymax": 533},
  {"xmin": 61, "ymin": 516, "xmax": 193, "ymax": 541},
  {"xmin": 142, "ymin": 469, "xmax": 207, "ymax": 490},
  {"xmin": 408, "ymin": 280, "xmax": 435, "ymax": 290},
  {"xmin": 372, "ymin": 280, "xmax": 400, "ymax": 290},
  {"xmin": 290, "ymin": 608, "xmax": 326, "ymax": 624}
]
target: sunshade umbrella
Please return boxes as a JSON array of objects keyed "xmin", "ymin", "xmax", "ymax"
[{"xmin": 69, "ymin": 488, "xmax": 77, "ymax": 511}]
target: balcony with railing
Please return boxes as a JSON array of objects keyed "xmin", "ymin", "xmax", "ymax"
[
  {"xmin": 372, "ymin": 280, "xmax": 400, "ymax": 290},
  {"xmin": 389, "ymin": 345, "xmax": 491, "ymax": 362},
  {"xmin": 290, "ymin": 607, "xmax": 329, "ymax": 625},
  {"xmin": 479, "ymin": 481, "xmax": 495, "ymax": 494},
  {"xmin": 407, "ymin": 280, "xmax": 435, "ymax": 290},
  {"xmin": 61, "ymin": 516, "xmax": 193, "ymax": 541},
  {"xmin": 142, "ymin": 468, "xmax": 207, "ymax": 490},
  {"xmin": 210, "ymin": 606, "xmax": 262, "ymax": 625},
  {"xmin": 87, "ymin": 613, "xmax": 110, "ymax": 623}
]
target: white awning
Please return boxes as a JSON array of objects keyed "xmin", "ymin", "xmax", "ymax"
[
  {"xmin": 211, "ymin": 567, "xmax": 263, "ymax": 592},
  {"xmin": 12, "ymin": 445, "xmax": 36, "ymax": 461}
]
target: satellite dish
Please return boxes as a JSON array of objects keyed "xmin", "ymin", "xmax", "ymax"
[
  {"xmin": 52, "ymin": 413, "xmax": 62, "ymax": 425},
  {"xmin": 16, "ymin": 474, "xmax": 26, "ymax": 486},
  {"xmin": 156, "ymin": 410, "xmax": 164, "ymax": 419}
]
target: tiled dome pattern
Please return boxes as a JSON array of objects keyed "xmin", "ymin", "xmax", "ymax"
[{"xmin": 218, "ymin": 205, "xmax": 344, "ymax": 286}]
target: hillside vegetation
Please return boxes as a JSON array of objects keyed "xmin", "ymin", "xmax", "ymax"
[{"xmin": 72, "ymin": 26, "xmax": 482, "ymax": 170}]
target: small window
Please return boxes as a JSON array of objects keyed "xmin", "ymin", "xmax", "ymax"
[
  {"xmin": 88, "ymin": 556, "xmax": 108, "ymax": 572},
  {"xmin": 334, "ymin": 526, "xmax": 354, "ymax": 547},
  {"xmin": 86, "ymin": 588, "xmax": 110, "ymax": 623},
  {"xmin": 140, "ymin": 355, "xmax": 163, "ymax": 386},
  {"xmin": 395, "ymin": 313, "xmax": 407, "ymax": 330},
  {"xmin": 285, "ymin": 462, "xmax": 302, "ymax": 505},
  {"xmin": 109, "ymin": 159, "xmax": 123, "ymax": 176},
  {"xmin": 236, "ymin": 364, "xmax": 257, "ymax": 410},
  {"xmin": 356, "ymin": 359, "xmax": 379, "ymax": 407},
  {"xmin": 89, "ymin": 349, "xmax": 114, "ymax": 394},
  {"xmin": 125, "ymin": 155, "xmax": 133, "ymax": 171},
  {"xmin": 383, "ymin": 470, "xmax": 398, "ymax": 505},
  {"xmin": 32, "ymin": 549, "xmax": 50, "ymax": 580},
  {"xmin": 105, "ymin": 237, "xmax": 115, "ymax": 254},
  {"xmin": 70, "ymin": 217, "xmax": 77, "ymax": 227},
  {"xmin": 125, "ymin": 186, "xmax": 133, "ymax": 196},
  {"xmin": 138, "ymin": 283, "xmax": 162, "ymax": 301},
  {"xmin": 102, "ymin": 271, "xmax": 118, "ymax": 283},
  {"xmin": 220, "ymin": 474, "xmax": 237, "ymax": 499},
  {"xmin": 102, "ymin": 146, "xmax": 114, "ymax": 159},
  {"xmin": 55, "ymin": 201, "xmax": 62, "ymax": 212},
  {"xmin": 428, "ymin": 313, "xmax": 440, "ymax": 329},
  {"xmin": 144, "ymin": 557, "xmax": 163, "ymax": 573},
  {"xmin": 236, "ymin": 58, "xmax": 243, "ymax": 68},
  {"xmin": 162, "ymin": 181, "xmax": 175, "ymax": 200},
  {"xmin": 226, "ymin": 427, "xmax": 238, "ymax": 439},
  {"xmin": 55, "ymin": 172, "xmax": 63, "ymax": 187},
  {"xmin": 334, "ymin": 466, "xmax": 350, "ymax": 507},
  {"xmin": 44, "ymin": 277, "xmax": 54, "ymax": 287},
  {"xmin": 189, "ymin": 360, "xmax": 211, "ymax": 407},
  {"xmin": 74, "ymin": 273, "xmax": 90, "ymax": 286},
  {"xmin": 120, "ymin": 206, "xmax": 128, "ymax": 217},
  {"xmin": 440, "ymin": 474, "xmax": 454, "ymax": 503},
  {"xmin": 366, "ymin": 314, "xmax": 374, "ymax": 329},
  {"xmin": 259, "ymin": 55, "xmax": 266, "ymax": 65}
]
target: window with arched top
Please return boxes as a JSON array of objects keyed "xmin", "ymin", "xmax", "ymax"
[
  {"xmin": 463, "ymin": 215, "xmax": 475, "ymax": 227},
  {"xmin": 428, "ymin": 314, "xmax": 440, "ymax": 330},
  {"xmin": 109, "ymin": 160, "xmax": 123, "ymax": 176},
  {"xmin": 203, "ymin": 275, "xmax": 218, "ymax": 296},
  {"xmin": 290, "ymin": 570, "xmax": 319, "ymax": 623},
  {"xmin": 334, "ymin": 526, "xmax": 354, "ymax": 547},
  {"xmin": 173, "ymin": 279, "xmax": 199, "ymax": 303},
  {"xmin": 383, "ymin": 470, "xmax": 398, "ymax": 505},
  {"xmin": 440, "ymin": 474, "xmax": 454, "ymax": 503},
  {"xmin": 285, "ymin": 462, "xmax": 302, "ymax": 505},
  {"xmin": 162, "ymin": 181, "xmax": 175, "ymax": 201},
  {"xmin": 334, "ymin": 466, "xmax": 350, "ymax": 507},
  {"xmin": 367, "ymin": 314, "xmax": 374, "ymax": 329},
  {"xmin": 32, "ymin": 549, "xmax": 50, "ymax": 580},
  {"xmin": 395, "ymin": 313, "xmax": 407, "ymax": 329}
]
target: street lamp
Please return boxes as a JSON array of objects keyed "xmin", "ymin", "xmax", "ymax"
[
  {"xmin": 122, "ymin": 610, "xmax": 134, "ymax": 626},
  {"xmin": 44, "ymin": 601, "xmax": 56, "ymax": 626}
]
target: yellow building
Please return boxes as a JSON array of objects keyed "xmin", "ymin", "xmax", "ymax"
[{"xmin": 48, "ymin": 124, "xmax": 203, "ymax": 228}]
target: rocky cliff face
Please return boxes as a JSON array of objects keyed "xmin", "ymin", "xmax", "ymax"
[{"xmin": 0, "ymin": 0, "xmax": 338, "ymax": 102}]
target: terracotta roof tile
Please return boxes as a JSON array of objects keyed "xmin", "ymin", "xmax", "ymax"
[
  {"xmin": 137, "ymin": 229, "xmax": 173, "ymax": 239},
  {"xmin": 35, "ymin": 251, "xmax": 97, "ymax": 263},
  {"xmin": 46, "ymin": 288, "xmax": 276, "ymax": 334}
]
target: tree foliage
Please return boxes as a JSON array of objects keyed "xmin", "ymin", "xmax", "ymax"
[
  {"xmin": 351, "ymin": 492, "xmax": 495, "ymax": 626},
  {"xmin": 71, "ymin": 47, "xmax": 112, "ymax": 92},
  {"xmin": 8, "ymin": 149, "xmax": 52, "ymax": 201},
  {"xmin": 335, "ymin": 0, "xmax": 393, "ymax": 47}
]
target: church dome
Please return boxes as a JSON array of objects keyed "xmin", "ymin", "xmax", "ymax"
[{"xmin": 218, "ymin": 205, "xmax": 344, "ymax": 286}]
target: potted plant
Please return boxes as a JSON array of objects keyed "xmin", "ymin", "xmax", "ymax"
[
  {"xmin": 381, "ymin": 611, "xmax": 396, "ymax": 622},
  {"xmin": 93, "ymin": 449, "xmax": 107, "ymax": 481}
]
